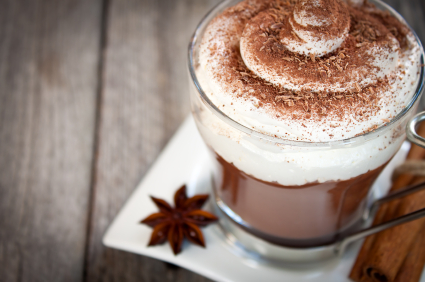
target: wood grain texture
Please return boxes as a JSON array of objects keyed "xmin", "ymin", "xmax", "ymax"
[
  {"xmin": 84, "ymin": 0, "xmax": 220, "ymax": 281},
  {"xmin": 85, "ymin": 0, "xmax": 425, "ymax": 282},
  {"xmin": 0, "ymin": 0, "xmax": 102, "ymax": 281},
  {"xmin": 0, "ymin": 0, "xmax": 424, "ymax": 282}
]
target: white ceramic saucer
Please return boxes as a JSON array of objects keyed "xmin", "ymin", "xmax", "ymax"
[{"xmin": 103, "ymin": 115, "xmax": 424, "ymax": 282}]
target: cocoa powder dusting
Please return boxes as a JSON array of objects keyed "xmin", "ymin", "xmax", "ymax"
[{"xmin": 202, "ymin": 0, "xmax": 415, "ymax": 137}]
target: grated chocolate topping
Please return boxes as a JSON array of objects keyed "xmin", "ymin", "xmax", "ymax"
[{"xmin": 198, "ymin": 0, "xmax": 420, "ymax": 141}]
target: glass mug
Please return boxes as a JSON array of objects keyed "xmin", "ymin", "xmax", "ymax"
[{"xmin": 188, "ymin": 0, "xmax": 425, "ymax": 262}]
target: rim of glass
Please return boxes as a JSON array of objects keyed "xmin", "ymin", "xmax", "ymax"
[{"xmin": 188, "ymin": 0, "xmax": 425, "ymax": 148}]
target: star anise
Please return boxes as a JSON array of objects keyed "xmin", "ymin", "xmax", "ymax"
[{"xmin": 140, "ymin": 185, "xmax": 218, "ymax": 255}]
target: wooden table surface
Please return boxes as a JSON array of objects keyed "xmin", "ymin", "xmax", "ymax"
[{"xmin": 0, "ymin": 0, "xmax": 424, "ymax": 281}]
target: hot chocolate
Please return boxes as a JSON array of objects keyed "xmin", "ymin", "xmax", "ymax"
[
  {"xmin": 189, "ymin": 0, "xmax": 423, "ymax": 248},
  {"xmin": 214, "ymin": 153, "xmax": 387, "ymax": 247}
]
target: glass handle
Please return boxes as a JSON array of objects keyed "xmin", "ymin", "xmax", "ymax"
[
  {"xmin": 367, "ymin": 181, "xmax": 425, "ymax": 218},
  {"xmin": 335, "ymin": 181, "xmax": 425, "ymax": 253},
  {"xmin": 406, "ymin": 111, "xmax": 425, "ymax": 148}
]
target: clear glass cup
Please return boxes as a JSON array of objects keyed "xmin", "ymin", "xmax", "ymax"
[{"xmin": 188, "ymin": 0, "xmax": 425, "ymax": 262}]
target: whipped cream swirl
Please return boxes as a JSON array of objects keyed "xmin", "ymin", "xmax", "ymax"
[
  {"xmin": 284, "ymin": 0, "xmax": 350, "ymax": 57},
  {"xmin": 197, "ymin": 0, "xmax": 421, "ymax": 142},
  {"xmin": 240, "ymin": 0, "xmax": 399, "ymax": 93}
]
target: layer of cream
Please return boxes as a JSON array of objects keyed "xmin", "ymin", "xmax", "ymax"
[
  {"xmin": 193, "ymin": 0, "xmax": 422, "ymax": 185},
  {"xmin": 198, "ymin": 0, "xmax": 421, "ymax": 142}
]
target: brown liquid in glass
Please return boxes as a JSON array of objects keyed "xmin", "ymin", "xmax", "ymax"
[{"xmin": 213, "ymin": 154, "xmax": 387, "ymax": 248}]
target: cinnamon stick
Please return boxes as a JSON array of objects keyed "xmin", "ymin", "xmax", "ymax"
[
  {"xmin": 394, "ymin": 222, "xmax": 425, "ymax": 282},
  {"xmin": 350, "ymin": 122, "xmax": 425, "ymax": 282},
  {"xmin": 349, "ymin": 202, "xmax": 390, "ymax": 281},
  {"xmin": 348, "ymin": 175, "xmax": 419, "ymax": 281},
  {"xmin": 363, "ymin": 176, "xmax": 425, "ymax": 282}
]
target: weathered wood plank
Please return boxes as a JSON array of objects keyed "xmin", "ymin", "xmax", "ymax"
[
  {"xmin": 0, "ymin": 0, "xmax": 102, "ymax": 281},
  {"xmin": 84, "ymin": 0, "xmax": 220, "ymax": 281},
  {"xmin": 86, "ymin": 0, "xmax": 425, "ymax": 281}
]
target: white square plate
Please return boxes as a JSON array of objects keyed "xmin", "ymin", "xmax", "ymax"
[{"xmin": 103, "ymin": 115, "xmax": 424, "ymax": 282}]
